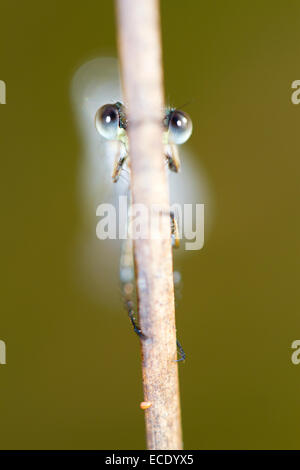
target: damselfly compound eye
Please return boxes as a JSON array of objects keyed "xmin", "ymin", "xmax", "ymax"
[
  {"xmin": 95, "ymin": 104, "xmax": 119, "ymax": 140},
  {"xmin": 167, "ymin": 109, "xmax": 193, "ymax": 145}
]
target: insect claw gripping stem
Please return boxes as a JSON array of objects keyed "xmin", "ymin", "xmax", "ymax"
[{"xmin": 130, "ymin": 315, "xmax": 147, "ymax": 340}]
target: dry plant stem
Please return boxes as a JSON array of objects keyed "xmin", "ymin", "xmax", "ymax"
[{"xmin": 116, "ymin": 0, "xmax": 183, "ymax": 450}]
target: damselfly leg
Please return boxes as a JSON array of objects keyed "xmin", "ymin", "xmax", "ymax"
[
  {"xmin": 170, "ymin": 210, "xmax": 180, "ymax": 249},
  {"xmin": 166, "ymin": 142, "xmax": 181, "ymax": 173},
  {"xmin": 112, "ymin": 151, "xmax": 127, "ymax": 183},
  {"xmin": 173, "ymin": 270, "xmax": 186, "ymax": 362}
]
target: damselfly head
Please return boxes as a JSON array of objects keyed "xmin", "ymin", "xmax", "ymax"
[{"xmin": 164, "ymin": 108, "xmax": 193, "ymax": 145}]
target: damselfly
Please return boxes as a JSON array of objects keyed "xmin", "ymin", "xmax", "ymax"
[
  {"xmin": 94, "ymin": 101, "xmax": 192, "ymax": 360},
  {"xmin": 71, "ymin": 57, "xmax": 212, "ymax": 359}
]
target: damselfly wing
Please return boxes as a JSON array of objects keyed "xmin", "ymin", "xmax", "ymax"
[{"xmin": 71, "ymin": 57, "xmax": 214, "ymax": 308}]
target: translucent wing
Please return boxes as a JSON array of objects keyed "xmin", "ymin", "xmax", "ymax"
[{"xmin": 70, "ymin": 56, "xmax": 214, "ymax": 307}]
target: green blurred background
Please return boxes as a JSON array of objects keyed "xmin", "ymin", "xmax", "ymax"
[{"xmin": 0, "ymin": 0, "xmax": 300, "ymax": 449}]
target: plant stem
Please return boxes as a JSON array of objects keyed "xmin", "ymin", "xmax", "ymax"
[{"xmin": 115, "ymin": 0, "xmax": 183, "ymax": 450}]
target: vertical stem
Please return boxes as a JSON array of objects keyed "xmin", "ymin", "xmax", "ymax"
[{"xmin": 116, "ymin": 0, "xmax": 183, "ymax": 450}]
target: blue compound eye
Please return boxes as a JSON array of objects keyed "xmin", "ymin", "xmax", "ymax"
[
  {"xmin": 95, "ymin": 104, "xmax": 119, "ymax": 140},
  {"xmin": 168, "ymin": 110, "xmax": 192, "ymax": 144}
]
